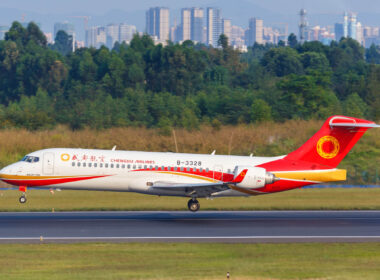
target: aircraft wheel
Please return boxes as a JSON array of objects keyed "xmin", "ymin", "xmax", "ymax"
[
  {"xmin": 188, "ymin": 199, "xmax": 200, "ymax": 212},
  {"xmin": 19, "ymin": 195, "xmax": 27, "ymax": 204}
]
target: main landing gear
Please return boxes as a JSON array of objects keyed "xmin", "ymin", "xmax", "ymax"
[
  {"xmin": 188, "ymin": 198, "xmax": 200, "ymax": 212},
  {"xmin": 19, "ymin": 195, "xmax": 27, "ymax": 204}
]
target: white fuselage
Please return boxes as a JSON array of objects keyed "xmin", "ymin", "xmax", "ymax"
[{"xmin": 0, "ymin": 148, "xmax": 284, "ymax": 198}]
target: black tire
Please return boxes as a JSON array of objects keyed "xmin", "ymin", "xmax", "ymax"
[
  {"xmin": 187, "ymin": 199, "xmax": 200, "ymax": 212},
  {"xmin": 19, "ymin": 196, "xmax": 27, "ymax": 204}
]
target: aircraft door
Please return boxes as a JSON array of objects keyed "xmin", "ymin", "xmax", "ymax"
[
  {"xmin": 43, "ymin": 152, "xmax": 54, "ymax": 175},
  {"xmin": 213, "ymin": 165, "xmax": 223, "ymax": 181}
]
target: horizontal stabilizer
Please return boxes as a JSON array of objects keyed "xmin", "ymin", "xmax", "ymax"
[{"xmin": 330, "ymin": 123, "xmax": 380, "ymax": 128}]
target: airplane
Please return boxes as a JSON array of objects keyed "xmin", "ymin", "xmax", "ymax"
[{"xmin": 0, "ymin": 115, "xmax": 378, "ymax": 212}]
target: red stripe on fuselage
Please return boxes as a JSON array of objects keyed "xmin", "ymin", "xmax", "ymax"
[{"xmin": 2, "ymin": 175, "xmax": 110, "ymax": 187}]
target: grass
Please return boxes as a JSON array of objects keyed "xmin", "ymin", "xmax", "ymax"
[
  {"xmin": 0, "ymin": 243, "xmax": 380, "ymax": 279},
  {"xmin": 1, "ymin": 188, "xmax": 380, "ymax": 211}
]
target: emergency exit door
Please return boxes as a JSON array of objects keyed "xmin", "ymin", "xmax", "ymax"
[{"xmin": 43, "ymin": 152, "xmax": 54, "ymax": 175}]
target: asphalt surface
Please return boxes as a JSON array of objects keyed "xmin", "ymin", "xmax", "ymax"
[{"xmin": 0, "ymin": 211, "xmax": 380, "ymax": 243}]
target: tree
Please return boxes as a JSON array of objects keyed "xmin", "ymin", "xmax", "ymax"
[
  {"xmin": 251, "ymin": 99, "xmax": 272, "ymax": 122},
  {"xmin": 343, "ymin": 93, "xmax": 368, "ymax": 118},
  {"xmin": 51, "ymin": 30, "xmax": 73, "ymax": 56},
  {"xmin": 218, "ymin": 34, "xmax": 229, "ymax": 50},
  {"xmin": 261, "ymin": 47, "xmax": 303, "ymax": 76},
  {"xmin": 288, "ymin": 33, "xmax": 298, "ymax": 48},
  {"xmin": 26, "ymin": 22, "xmax": 47, "ymax": 47},
  {"xmin": 366, "ymin": 44, "xmax": 380, "ymax": 64},
  {"xmin": 5, "ymin": 21, "xmax": 27, "ymax": 46}
]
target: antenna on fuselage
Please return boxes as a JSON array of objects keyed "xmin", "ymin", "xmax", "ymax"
[
  {"xmin": 112, "ymin": 146, "xmax": 117, "ymax": 151},
  {"xmin": 211, "ymin": 150, "xmax": 216, "ymax": 155}
]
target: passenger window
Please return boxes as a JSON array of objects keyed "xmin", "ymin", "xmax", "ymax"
[
  {"xmin": 133, "ymin": 165, "xmax": 136, "ymax": 169},
  {"xmin": 100, "ymin": 163, "xmax": 103, "ymax": 168},
  {"xmin": 193, "ymin": 167, "xmax": 196, "ymax": 172},
  {"xmin": 72, "ymin": 162, "xmax": 75, "ymax": 167},
  {"xmin": 110, "ymin": 164, "xmax": 114, "ymax": 168},
  {"xmin": 122, "ymin": 164, "xmax": 125, "ymax": 169},
  {"xmin": 155, "ymin": 166, "xmax": 158, "ymax": 170},
  {"xmin": 88, "ymin": 163, "xmax": 92, "ymax": 167},
  {"xmin": 77, "ymin": 162, "xmax": 81, "ymax": 167},
  {"xmin": 200, "ymin": 168, "xmax": 203, "ymax": 172},
  {"xmin": 206, "ymin": 168, "xmax": 209, "ymax": 172},
  {"xmin": 180, "ymin": 167, "xmax": 184, "ymax": 171},
  {"xmin": 116, "ymin": 164, "xmax": 120, "ymax": 168},
  {"xmin": 94, "ymin": 163, "xmax": 97, "ymax": 167},
  {"xmin": 105, "ymin": 164, "xmax": 109, "ymax": 168},
  {"xmin": 83, "ymin": 163, "xmax": 86, "ymax": 167},
  {"xmin": 138, "ymin": 165, "xmax": 142, "ymax": 169},
  {"xmin": 127, "ymin": 164, "xmax": 131, "ymax": 169},
  {"xmin": 187, "ymin": 167, "xmax": 190, "ymax": 172},
  {"xmin": 144, "ymin": 165, "xmax": 147, "ymax": 169}
]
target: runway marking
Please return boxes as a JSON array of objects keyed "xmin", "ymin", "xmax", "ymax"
[{"xmin": 1, "ymin": 236, "xmax": 380, "ymax": 240}]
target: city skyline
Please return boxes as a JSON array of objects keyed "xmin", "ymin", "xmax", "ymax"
[
  {"xmin": 1, "ymin": 1, "xmax": 380, "ymax": 50},
  {"xmin": 2, "ymin": 0, "xmax": 380, "ymax": 41}
]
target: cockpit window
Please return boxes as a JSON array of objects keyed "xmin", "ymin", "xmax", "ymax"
[{"xmin": 21, "ymin": 156, "xmax": 40, "ymax": 163}]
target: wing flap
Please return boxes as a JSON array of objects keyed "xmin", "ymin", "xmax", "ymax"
[{"xmin": 151, "ymin": 181, "xmax": 230, "ymax": 196}]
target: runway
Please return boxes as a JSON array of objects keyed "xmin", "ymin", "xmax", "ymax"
[{"xmin": 0, "ymin": 211, "xmax": 380, "ymax": 243}]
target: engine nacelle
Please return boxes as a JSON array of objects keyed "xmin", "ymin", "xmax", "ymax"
[{"xmin": 233, "ymin": 166, "xmax": 278, "ymax": 189}]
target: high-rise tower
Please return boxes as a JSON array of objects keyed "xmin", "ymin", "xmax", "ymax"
[
  {"xmin": 191, "ymin": 8, "xmax": 204, "ymax": 43},
  {"xmin": 299, "ymin": 9, "xmax": 308, "ymax": 43},
  {"xmin": 247, "ymin": 18, "xmax": 263, "ymax": 46},
  {"xmin": 146, "ymin": 7, "xmax": 170, "ymax": 43},
  {"xmin": 207, "ymin": 7, "xmax": 222, "ymax": 46}
]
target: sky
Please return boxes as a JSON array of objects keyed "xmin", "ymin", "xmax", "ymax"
[
  {"xmin": 0, "ymin": 0, "xmax": 378, "ymax": 14},
  {"xmin": 1, "ymin": 0, "xmax": 380, "ymax": 40}
]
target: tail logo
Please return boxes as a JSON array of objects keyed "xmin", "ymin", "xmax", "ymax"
[{"xmin": 317, "ymin": 136, "xmax": 340, "ymax": 159}]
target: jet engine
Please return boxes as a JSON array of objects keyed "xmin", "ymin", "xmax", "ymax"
[{"xmin": 233, "ymin": 166, "xmax": 278, "ymax": 189}]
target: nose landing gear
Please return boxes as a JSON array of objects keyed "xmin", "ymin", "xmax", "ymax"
[
  {"xmin": 187, "ymin": 198, "xmax": 200, "ymax": 212},
  {"xmin": 18, "ymin": 186, "xmax": 27, "ymax": 204}
]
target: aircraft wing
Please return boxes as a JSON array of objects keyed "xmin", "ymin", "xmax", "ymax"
[
  {"xmin": 152, "ymin": 181, "xmax": 230, "ymax": 196},
  {"xmin": 151, "ymin": 169, "xmax": 249, "ymax": 197}
]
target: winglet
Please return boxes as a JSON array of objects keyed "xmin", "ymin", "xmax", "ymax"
[{"xmin": 231, "ymin": 169, "xmax": 248, "ymax": 183}]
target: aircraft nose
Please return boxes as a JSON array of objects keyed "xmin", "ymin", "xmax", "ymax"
[{"xmin": 0, "ymin": 166, "xmax": 12, "ymax": 179}]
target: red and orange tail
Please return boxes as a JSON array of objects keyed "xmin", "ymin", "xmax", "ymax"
[{"xmin": 260, "ymin": 116, "xmax": 379, "ymax": 171}]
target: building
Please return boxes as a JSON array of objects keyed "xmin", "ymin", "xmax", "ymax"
[
  {"xmin": 85, "ymin": 26, "xmax": 106, "ymax": 48},
  {"xmin": 85, "ymin": 27, "xmax": 97, "ymax": 47},
  {"xmin": 222, "ymin": 19, "xmax": 231, "ymax": 43},
  {"xmin": 119, "ymin": 24, "xmax": 137, "ymax": 43},
  {"xmin": 348, "ymin": 12, "xmax": 357, "ymax": 39},
  {"xmin": 44, "ymin": 32, "xmax": 53, "ymax": 44},
  {"xmin": 191, "ymin": 8, "xmax": 204, "ymax": 43},
  {"xmin": 299, "ymin": 9, "xmax": 308, "ymax": 43},
  {"xmin": 356, "ymin": 22, "xmax": 364, "ymax": 45},
  {"xmin": 335, "ymin": 23, "xmax": 344, "ymax": 41},
  {"xmin": 146, "ymin": 7, "xmax": 170, "ymax": 43},
  {"xmin": 206, "ymin": 7, "xmax": 222, "ymax": 46},
  {"xmin": 181, "ymin": 8, "xmax": 191, "ymax": 41},
  {"xmin": 106, "ymin": 24, "xmax": 119, "ymax": 49},
  {"xmin": 247, "ymin": 17, "xmax": 263, "ymax": 46},
  {"xmin": 343, "ymin": 12, "xmax": 349, "ymax": 37}
]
